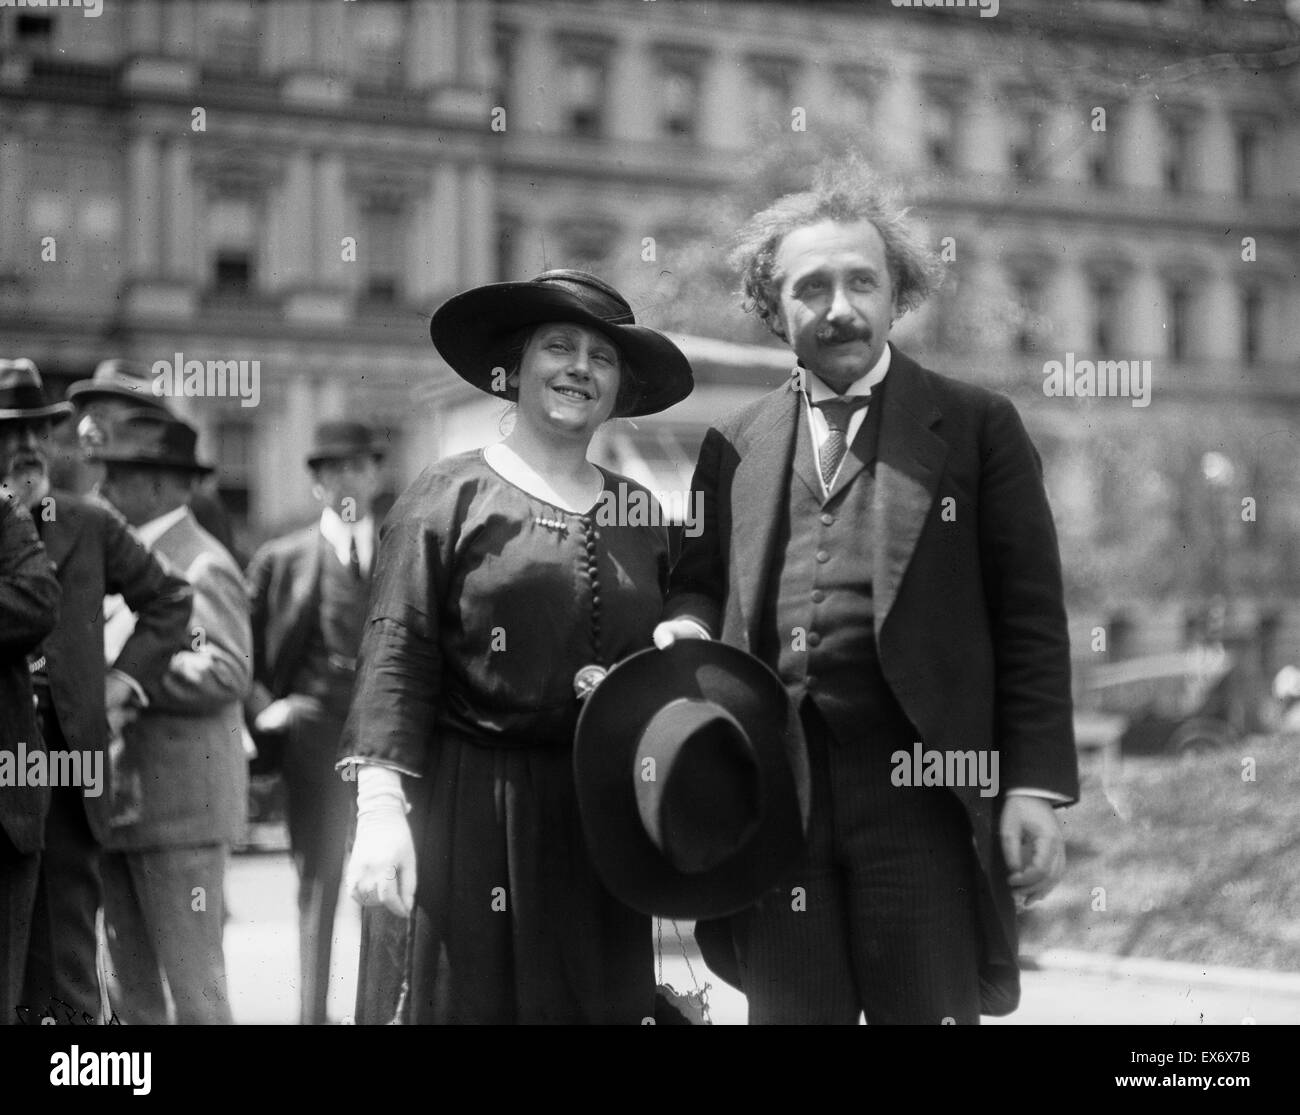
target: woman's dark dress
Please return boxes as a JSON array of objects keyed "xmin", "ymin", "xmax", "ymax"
[{"xmin": 343, "ymin": 449, "xmax": 668, "ymax": 1024}]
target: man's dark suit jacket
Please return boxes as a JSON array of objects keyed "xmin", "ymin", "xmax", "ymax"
[
  {"xmin": 664, "ymin": 345, "xmax": 1080, "ymax": 1014},
  {"xmin": 245, "ymin": 521, "xmax": 377, "ymax": 721},
  {"xmin": 37, "ymin": 491, "xmax": 193, "ymax": 844},
  {"xmin": 0, "ymin": 493, "xmax": 61, "ymax": 853}
]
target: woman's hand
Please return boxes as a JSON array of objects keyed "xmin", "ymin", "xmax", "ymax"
[
  {"xmin": 346, "ymin": 765, "xmax": 417, "ymax": 917},
  {"xmin": 652, "ymin": 618, "xmax": 711, "ymax": 649}
]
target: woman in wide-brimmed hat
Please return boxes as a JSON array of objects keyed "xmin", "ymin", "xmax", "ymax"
[{"xmin": 339, "ymin": 270, "xmax": 693, "ymax": 1024}]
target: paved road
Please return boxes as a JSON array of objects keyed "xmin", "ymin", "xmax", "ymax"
[{"xmin": 224, "ymin": 850, "xmax": 1300, "ymax": 1026}]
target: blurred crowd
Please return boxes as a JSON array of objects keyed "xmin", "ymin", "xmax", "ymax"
[{"xmin": 1, "ymin": 356, "xmax": 380, "ymax": 1025}]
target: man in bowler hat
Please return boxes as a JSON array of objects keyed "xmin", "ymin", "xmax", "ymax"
[
  {"xmin": 93, "ymin": 411, "xmax": 252, "ymax": 1024},
  {"xmin": 67, "ymin": 359, "xmax": 240, "ymax": 563},
  {"xmin": 0, "ymin": 359, "xmax": 191, "ymax": 1023},
  {"xmin": 246, "ymin": 421, "xmax": 385, "ymax": 1024},
  {"xmin": 655, "ymin": 163, "xmax": 1079, "ymax": 1024}
]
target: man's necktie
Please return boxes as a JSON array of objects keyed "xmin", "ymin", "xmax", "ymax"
[
  {"xmin": 814, "ymin": 395, "xmax": 872, "ymax": 488},
  {"xmin": 348, "ymin": 532, "xmax": 362, "ymax": 580}
]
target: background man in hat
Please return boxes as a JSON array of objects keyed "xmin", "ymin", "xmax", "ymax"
[
  {"xmin": 93, "ymin": 411, "xmax": 251, "ymax": 1024},
  {"xmin": 0, "ymin": 486, "xmax": 60, "ymax": 1026},
  {"xmin": 246, "ymin": 420, "xmax": 385, "ymax": 1024},
  {"xmin": 654, "ymin": 162, "xmax": 1079, "ymax": 1024},
  {"xmin": 67, "ymin": 359, "xmax": 239, "ymax": 564},
  {"xmin": 0, "ymin": 358, "xmax": 192, "ymax": 1023}
]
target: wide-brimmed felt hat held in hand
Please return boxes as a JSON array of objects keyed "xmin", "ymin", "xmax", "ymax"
[
  {"xmin": 574, "ymin": 640, "xmax": 810, "ymax": 920},
  {"xmin": 428, "ymin": 269, "xmax": 694, "ymax": 417}
]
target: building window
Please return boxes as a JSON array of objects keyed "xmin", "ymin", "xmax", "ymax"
[
  {"xmin": 834, "ymin": 66, "xmax": 877, "ymax": 135},
  {"xmin": 1009, "ymin": 108, "xmax": 1045, "ymax": 183},
  {"xmin": 1089, "ymin": 275, "xmax": 1120, "ymax": 354},
  {"xmin": 359, "ymin": 199, "xmax": 406, "ymax": 304},
  {"xmin": 747, "ymin": 58, "xmax": 796, "ymax": 140},
  {"xmin": 1161, "ymin": 115, "xmax": 1193, "ymax": 195},
  {"xmin": 13, "ymin": 13, "xmax": 55, "ymax": 53},
  {"xmin": 1166, "ymin": 281, "xmax": 1191, "ymax": 362},
  {"xmin": 557, "ymin": 217, "xmax": 617, "ymax": 271},
  {"xmin": 207, "ymin": 195, "xmax": 259, "ymax": 297},
  {"xmin": 1009, "ymin": 271, "xmax": 1044, "ymax": 354},
  {"xmin": 353, "ymin": 0, "xmax": 409, "ymax": 90},
  {"xmin": 924, "ymin": 98, "xmax": 959, "ymax": 172},
  {"xmin": 659, "ymin": 63, "xmax": 701, "ymax": 143},
  {"xmin": 1241, "ymin": 286, "xmax": 1263, "ymax": 366},
  {"xmin": 494, "ymin": 28, "xmax": 515, "ymax": 117},
  {"xmin": 204, "ymin": 2, "xmax": 262, "ymax": 75},
  {"xmin": 561, "ymin": 52, "xmax": 608, "ymax": 138},
  {"xmin": 1235, "ymin": 125, "xmax": 1262, "ymax": 200},
  {"xmin": 214, "ymin": 419, "xmax": 254, "ymax": 527},
  {"xmin": 496, "ymin": 214, "xmax": 520, "ymax": 282},
  {"xmin": 1087, "ymin": 103, "xmax": 1114, "ymax": 187}
]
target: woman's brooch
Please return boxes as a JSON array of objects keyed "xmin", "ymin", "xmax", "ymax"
[{"xmin": 533, "ymin": 515, "xmax": 569, "ymax": 535}]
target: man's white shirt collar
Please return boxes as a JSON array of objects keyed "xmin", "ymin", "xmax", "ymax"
[
  {"xmin": 134, "ymin": 504, "xmax": 190, "ymax": 550},
  {"xmin": 320, "ymin": 506, "xmax": 374, "ymax": 572},
  {"xmin": 800, "ymin": 342, "xmax": 892, "ymax": 401}
]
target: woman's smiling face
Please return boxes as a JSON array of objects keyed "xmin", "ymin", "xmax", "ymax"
[{"xmin": 512, "ymin": 321, "xmax": 623, "ymax": 438}]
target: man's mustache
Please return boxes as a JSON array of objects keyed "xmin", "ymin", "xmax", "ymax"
[{"xmin": 816, "ymin": 324, "xmax": 872, "ymax": 344}]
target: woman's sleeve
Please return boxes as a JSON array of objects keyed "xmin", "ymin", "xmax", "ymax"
[{"xmin": 338, "ymin": 478, "xmax": 454, "ymax": 778}]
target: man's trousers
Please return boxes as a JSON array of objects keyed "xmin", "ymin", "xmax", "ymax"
[
  {"xmin": 101, "ymin": 843, "xmax": 233, "ymax": 1025},
  {"xmin": 22, "ymin": 706, "xmax": 104, "ymax": 1023},
  {"xmin": 282, "ymin": 710, "xmax": 354, "ymax": 1025},
  {"xmin": 733, "ymin": 698, "xmax": 984, "ymax": 1024}
]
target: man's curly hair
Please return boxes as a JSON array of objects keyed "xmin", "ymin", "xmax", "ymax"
[{"xmin": 729, "ymin": 157, "xmax": 944, "ymax": 340}]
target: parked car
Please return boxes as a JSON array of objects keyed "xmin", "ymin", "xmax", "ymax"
[{"xmin": 1072, "ymin": 647, "xmax": 1245, "ymax": 757}]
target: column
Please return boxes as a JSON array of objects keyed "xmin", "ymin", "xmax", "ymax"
[
  {"xmin": 274, "ymin": 150, "xmax": 313, "ymax": 292},
  {"xmin": 314, "ymin": 153, "xmax": 348, "ymax": 289},
  {"xmin": 1127, "ymin": 263, "xmax": 1165, "ymax": 360},
  {"xmin": 701, "ymin": 43, "xmax": 747, "ymax": 152},
  {"xmin": 454, "ymin": 0, "xmax": 494, "ymax": 88},
  {"xmin": 265, "ymin": 1, "xmax": 312, "ymax": 76},
  {"xmin": 1048, "ymin": 100, "xmax": 1088, "ymax": 186},
  {"xmin": 162, "ymin": 140, "xmax": 196, "ymax": 283},
  {"xmin": 459, "ymin": 162, "xmax": 494, "ymax": 287},
  {"xmin": 1048, "ymin": 260, "xmax": 1090, "ymax": 355},
  {"xmin": 126, "ymin": 0, "xmax": 163, "ymax": 55},
  {"xmin": 127, "ymin": 133, "xmax": 162, "ymax": 277},
  {"xmin": 410, "ymin": 0, "xmax": 456, "ymax": 88},
  {"xmin": 610, "ymin": 33, "xmax": 655, "ymax": 144},
  {"xmin": 875, "ymin": 60, "xmax": 922, "ymax": 173},
  {"xmin": 1201, "ymin": 268, "xmax": 1240, "ymax": 365},
  {"xmin": 960, "ymin": 76, "xmax": 1005, "ymax": 178},
  {"xmin": 431, "ymin": 163, "xmax": 463, "ymax": 290},
  {"xmin": 510, "ymin": 20, "xmax": 552, "ymax": 135},
  {"xmin": 1117, "ymin": 95, "xmax": 1162, "ymax": 191},
  {"xmin": 314, "ymin": 1, "xmax": 347, "ymax": 77},
  {"xmin": 160, "ymin": 0, "xmax": 196, "ymax": 59},
  {"xmin": 1197, "ymin": 104, "xmax": 1235, "ymax": 198},
  {"xmin": 0, "ymin": 131, "xmax": 26, "ymax": 268}
]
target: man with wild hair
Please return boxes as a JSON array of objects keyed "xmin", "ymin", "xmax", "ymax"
[{"xmin": 655, "ymin": 159, "xmax": 1079, "ymax": 1023}]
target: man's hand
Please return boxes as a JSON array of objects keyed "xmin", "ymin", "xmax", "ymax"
[
  {"xmin": 254, "ymin": 694, "xmax": 324, "ymax": 734},
  {"xmin": 104, "ymin": 674, "xmax": 139, "ymax": 738},
  {"xmin": 1000, "ymin": 794, "xmax": 1066, "ymax": 907},
  {"xmin": 652, "ymin": 619, "xmax": 711, "ymax": 649}
]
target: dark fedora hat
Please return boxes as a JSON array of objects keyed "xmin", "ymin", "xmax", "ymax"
[
  {"xmin": 306, "ymin": 420, "xmax": 387, "ymax": 468},
  {"xmin": 574, "ymin": 640, "xmax": 810, "ymax": 920},
  {"xmin": 428, "ymin": 269, "xmax": 693, "ymax": 418},
  {"xmin": 89, "ymin": 409, "xmax": 213, "ymax": 475},
  {"xmin": 66, "ymin": 358, "xmax": 169, "ymax": 411},
  {"xmin": 0, "ymin": 359, "xmax": 74, "ymax": 423}
]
